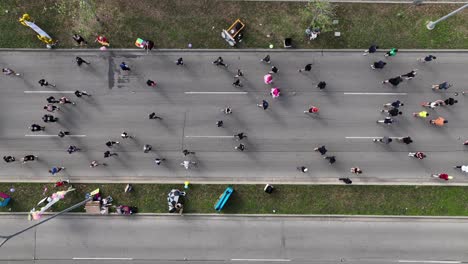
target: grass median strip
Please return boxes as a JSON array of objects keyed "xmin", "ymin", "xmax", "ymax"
[
  {"xmin": 1, "ymin": 183, "xmax": 467, "ymax": 215},
  {"xmin": 0, "ymin": 1, "xmax": 467, "ymax": 49}
]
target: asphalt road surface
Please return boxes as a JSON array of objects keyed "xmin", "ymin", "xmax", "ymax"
[
  {"xmin": 0, "ymin": 50, "xmax": 467, "ymax": 184},
  {"xmin": 1, "ymin": 215, "xmax": 467, "ymax": 263}
]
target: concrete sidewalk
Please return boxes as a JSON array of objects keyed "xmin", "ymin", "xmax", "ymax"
[{"xmin": 3, "ymin": 177, "xmax": 468, "ymax": 186}]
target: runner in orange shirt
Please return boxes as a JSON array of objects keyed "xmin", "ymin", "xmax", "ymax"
[{"xmin": 430, "ymin": 117, "xmax": 447, "ymax": 127}]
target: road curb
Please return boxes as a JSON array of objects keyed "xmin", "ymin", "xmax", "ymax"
[
  {"xmin": 0, "ymin": 48, "xmax": 468, "ymax": 53},
  {"xmin": 3, "ymin": 178, "xmax": 468, "ymax": 186},
  {"xmin": 1, "ymin": 212, "xmax": 468, "ymax": 220}
]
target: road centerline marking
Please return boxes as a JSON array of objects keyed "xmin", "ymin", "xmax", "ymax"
[
  {"xmin": 185, "ymin": 91, "xmax": 248, "ymax": 94},
  {"xmin": 72, "ymin": 257, "xmax": 133, "ymax": 260},
  {"xmin": 24, "ymin": 91, "xmax": 75, "ymax": 94},
  {"xmin": 346, "ymin": 136, "xmax": 380, "ymax": 139},
  {"xmin": 344, "ymin": 92, "xmax": 407, "ymax": 95},
  {"xmin": 185, "ymin": 135, "xmax": 234, "ymax": 138},
  {"xmin": 398, "ymin": 260, "xmax": 461, "ymax": 264},
  {"xmin": 231, "ymin": 259, "xmax": 291, "ymax": 262},
  {"xmin": 25, "ymin": 134, "xmax": 87, "ymax": 137}
]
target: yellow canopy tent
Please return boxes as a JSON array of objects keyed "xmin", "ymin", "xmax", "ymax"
[{"xmin": 19, "ymin": 14, "xmax": 56, "ymax": 47}]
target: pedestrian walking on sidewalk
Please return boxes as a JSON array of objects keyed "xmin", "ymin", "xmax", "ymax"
[
  {"xmin": 454, "ymin": 165, "xmax": 468, "ymax": 173},
  {"xmin": 431, "ymin": 173, "xmax": 452, "ymax": 181},
  {"xmin": 305, "ymin": 106, "xmax": 320, "ymax": 114},
  {"xmin": 418, "ymin": 55, "xmax": 436, "ymax": 63},
  {"xmin": 175, "ymin": 57, "xmax": 184, "ymax": 65},
  {"xmin": 408, "ymin": 152, "xmax": 426, "ymax": 160},
  {"xmin": 59, "ymin": 97, "xmax": 76, "ymax": 105},
  {"xmin": 235, "ymin": 69, "xmax": 244, "ymax": 78},
  {"xmin": 222, "ymin": 107, "xmax": 232, "ymax": 115},
  {"xmin": 260, "ymin": 54, "xmax": 271, "ymax": 64},
  {"xmin": 382, "ymin": 76, "xmax": 403, "ymax": 87},
  {"xmin": 401, "ymin": 69, "xmax": 417, "ymax": 80},
  {"xmin": 422, "ymin": 99, "xmax": 445, "ymax": 109},
  {"xmin": 430, "ymin": 117, "xmax": 447, "ymax": 127},
  {"xmin": 146, "ymin": 80, "xmax": 156, "ymax": 87},
  {"xmin": 2, "ymin": 68, "xmax": 21, "ymax": 76},
  {"xmin": 314, "ymin": 145, "xmax": 328, "ymax": 155},
  {"xmin": 376, "ymin": 117, "xmax": 395, "ymax": 125},
  {"xmin": 67, "ymin": 145, "xmax": 80, "ymax": 154},
  {"xmin": 381, "ymin": 107, "xmax": 402, "ymax": 116},
  {"xmin": 104, "ymin": 150, "xmax": 118, "ymax": 158},
  {"xmin": 432, "ymin": 81, "xmax": 452, "ymax": 90},
  {"xmin": 444, "ymin": 97, "xmax": 458, "ymax": 106},
  {"xmin": 235, "ymin": 143, "xmax": 245, "ymax": 151},
  {"xmin": 183, "ymin": 149, "xmax": 195, "ymax": 156},
  {"xmin": 363, "ymin": 44, "xmax": 379, "ymax": 56},
  {"xmin": 38, "ymin": 79, "xmax": 56, "ymax": 87},
  {"xmin": 232, "ymin": 78, "xmax": 243, "ymax": 87},
  {"xmin": 269, "ymin": 66, "xmax": 279, "ymax": 74},
  {"xmin": 373, "ymin": 136, "xmax": 392, "ymax": 144},
  {"xmin": 257, "ymin": 100, "xmax": 269, "ymax": 110},
  {"xmin": 384, "ymin": 48, "xmax": 398, "ymax": 57},
  {"xmin": 76, "ymin": 56, "xmax": 90, "ymax": 66},
  {"xmin": 413, "ymin": 110, "xmax": 429, "ymax": 118},
  {"xmin": 339, "ymin": 178, "xmax": 352, "ymax": 184},
  {"xmin": 90, "ymin": 160, "xmax": 106, "ymax": 168},
  {"xmin": 181, "ymin": 160, "xmax": 197, "ymax": 170},
  {"xmin": 74, "ymin": 90, "xmax": 91, "ymax": 97},
  {"xmin": 58, "ymin": 131, "xmax": 70, "ymax": 138},
  {"xmin": 49, "ymin": 166, "xmax": 65, "ymax": 176},
  {"xmin": 317, "ymin": 81, "xmax": 327, "ymax": 90},
  {"xmin": 30, "ymin": 124, "xmax": 45, "ymax": 132},
  {"xmin": 298, "ymin": 63, "xmax": 312, "ymax": 72},
  {"xmin": 371, "ymin": 60, "xmax": 386, "ymax": 70},
  {"xmin": 155, "ymin": 158, "xmax": 166, "ymax": 165},
  {"xmin": 149, "ymin": 112, "xmax": 163, "ymax": 120},
  {"xmin": 120, "ymin": 62, "xmax": 130, "ymax": 71},
  {"xmin": 3, "ymin": 156, "xmax": 15, "ymax": 163},
  {"xmin": 46, "ymin": 96, "xmax": 59, "ymax": 104},
  {"xmin": 22, "ymin": 155, "xmax": 37, "ymax": 163},
  {"xmin": 143, "ymin": 144, "xmax": 152, "ymax": 153},
  {"xmin": 212, "ymin": 57, "xmax": 228, "ymax": 67},
  {"xmin": 44, "ymin": 104, "xmax": 59, "ymax": 112},
  {"xmin": 383, "ymin": 100, "xmax": 404, "ymax": 108},
  {"xmin": 105, "ymin": 141, "xmax": 120, "ymax": 147},
  {"xmin": 396, "ymin": 136, "xmax": 413, "ymax": 144},
  {"xmin": 121, "ymin": 131, "xmax": 133, "ymax": 139},
  {"xmin": 234, "ymin": 132, "xmax": 247, "ymax": 141},
  {"xmin": 324, "ymin": 155, "xmax": 336, "ymax": 164}
]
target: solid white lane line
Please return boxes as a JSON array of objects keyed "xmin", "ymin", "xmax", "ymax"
[
  {"xmin": 185, "ymin": 91, "xmax": 248, "ymax": 94},
  {"xmin": 24, "ymin": 91, "xmax": 75, "ymax": 94},
  {"xmin": 25, "ymin": 134, "xmax": 87, "ymax": 137},
  {"xmin": 398, "ymin": 261, "xmax": 461, "ymax": 264},
  {"xmin": 344, "ymin": 92, "xmax": 407, "ymax": 95},
  {"xmin": 185, "ymin": 135, "xmax": 234, "ymax": 138},
  {"xmin": 346, "ymin": 136, "xmax": 379, "ymax": 139},
  {"xmin": 72, "ymin": 257, "xmax": 133, "ymax": 260},
  {"xmin": 231, "ymin": 259, "xmax": 291, "ymax": 262}
]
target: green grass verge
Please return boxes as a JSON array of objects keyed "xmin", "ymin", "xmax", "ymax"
[
  {"xmin": 1, "ymin": 183, "xmax": 468, "ymax": 216},
  {"xmin": 0, "ymin": 0, "xmax": 466, "ymax": 49}
]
